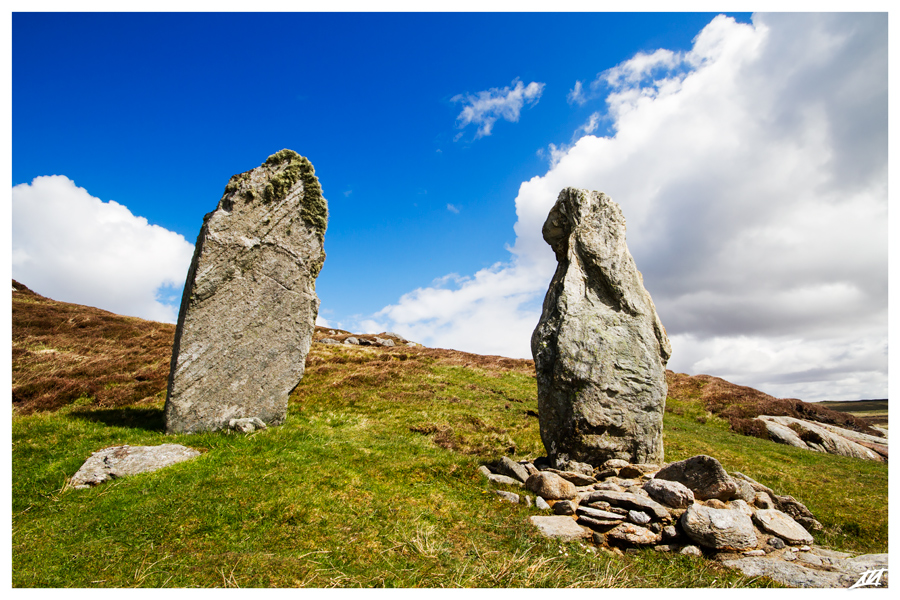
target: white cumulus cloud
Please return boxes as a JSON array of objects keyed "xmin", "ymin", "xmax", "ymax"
[
  {"xmin": 452, "ymin": 78, "xmax": 545, "ymax": 138},
  {"xmin": 12, "ymin": 175, "xmax": 195, "ymax": 323},
  {"xmin": 372, "ymin": 13, "xmax": 888, "ymax": 401}
]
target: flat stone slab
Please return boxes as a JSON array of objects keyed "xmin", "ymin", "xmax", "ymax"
[
  {"xmin": 752, "ymin": 509, "xmax": 814, "ymax": 545},
  {"xmin": 721, "ymin": 549, "xmax": 889, "ymax": 588},
  {"xmin": 528, "ymin": 516, "xmax": 591, "ymax": 541},
  {"xmin": 70, "ymin": 444, "xmax": 200, "ymax": 489}
]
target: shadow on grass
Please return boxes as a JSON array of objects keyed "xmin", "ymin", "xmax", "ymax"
[{"xmin": 69, "ymin": 406, "xmax": 165, "ymax": 432}]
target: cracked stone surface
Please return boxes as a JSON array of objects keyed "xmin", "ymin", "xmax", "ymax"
[
  {"xmin": 532, "ymin": 188, "xmax": 671, "ymax": 465},
  {"xmin": 165, "ymin": 150, "xmax": 327, "ymax": 433}
]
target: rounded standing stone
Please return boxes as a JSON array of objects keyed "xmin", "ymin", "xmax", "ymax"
[{"xmin": 531, "ymin": 188, "xmax": 671, "ymax": 466}]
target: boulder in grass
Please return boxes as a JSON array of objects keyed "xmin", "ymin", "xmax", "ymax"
[{"xmin": 70, "ymin": 444, "xmax": 200, "ymax": 489}]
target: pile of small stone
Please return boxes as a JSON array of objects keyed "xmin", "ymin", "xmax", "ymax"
[
  {"xmin": 317, "ymin": 330, "xmax": 418, "ymax": 348},
  {"xmin": 479, "ymin": 454, "xmax": 887, "ymax": 588}
]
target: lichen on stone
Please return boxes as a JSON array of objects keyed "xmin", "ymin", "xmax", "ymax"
[{"xmin": 260, "ymin": 149, "xmax": 328, "ymax": 239}]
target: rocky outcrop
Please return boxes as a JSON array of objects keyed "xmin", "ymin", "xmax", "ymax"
[
  {"xmin": 531, "ymin": 188, "xmax": 671, "ymax": 465},
  {"xmin": 165, "ymin": 150, "xmax": 327, "ymax": 434},
  {"xmin": 756, "ymin": 416, "xmax": 886, "ymax": 462},
  {"xmin": 69, "ymin": 444, "xmax": 200, "ymax": 489}
]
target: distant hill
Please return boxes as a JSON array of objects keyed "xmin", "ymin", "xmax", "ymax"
[
  {"xmin": 817, "ymin": 399, "xmax": 888, "ymax": 428},
  {"xmin": 666, "ymin": 372, "xmax": 884, "ymax": 439},
  {"xmin": 12, "ymin": 278, "xmax": 880, "ymax": 442}
]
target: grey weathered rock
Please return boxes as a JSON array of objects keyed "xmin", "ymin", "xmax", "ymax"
[
  {"xmin": 752, "ymin": 509, "xmax": 814, "ymax": 545},
  {"xmin": 767, "ymin": 537, "xmax": 786, "ymax": 549},
  {"xmin": 607, "ymin": 523, "xmax": 661, "ymax": 546},
  {"xmin": 619, "ymin": 463, "xmax": 659, "ymax": 479},
  {"xmin": 525, "ymin": 471, "xmax": 578, "ymax": 500},
  {"xmin": 553, "ymin": 499, "xmax": 577, "ymax": 515},
  {"xmin": 557, "ymin": 459, "xmax": 594, "ymax": 476},
  {"xmin": 531, "ymin": 188, "xmax": 671, "ymax": 465},
  {"xmin": 628, "ymin": 510, "xmax": 651, "ymax": 525},
  {"xmin": 593, "ymin": 481, "xmax": 625, "ymax": 492},
  {"xmin": 680, "ymin": 504, "xmax": 757, "ymax": 551},
  {"xmin": 228, "ymin": 417, "xmax": 267, "ymax": 433},
  {"xmin": 165, "ymin": 150, "xmax": 327, "ymax": 434},
  {"xmin": 545, "ymin": 468, "xmax": 597, "ymax": 486},
  {"xmin": 642, "ymin": 478, "xmax": 694, "ymax": 508},
  {"xmin": 70, "ymin": 444, "xmax": 200, "ymax": 489},
  {"xmin": 720, "ymin": 550, "xmax": 888, "ymax": 588},
  {"xmin": 494, "ymin": 490, "xmax": 520, "ymax": 503},
  {"xmin": 582, "ymin": 489, "xmax": 669, "ymax": 520},
  {"xmin": 729, "ymin": 499, "xmax": 754, "ymax": 519},
  {"xmin": 374, "ymin": 337, "xmax": 395, "ymax": 347},
  {"xmin": 654, "ymin": 455, "xmax": 738, "ymax": 501},
  {"xmin": 485, "ymin": 473, "xmax": 524, "ymax": 487},
  {"xmin": 680, "ymin": 545, "xmax": 703, "ymax": 557},
  {"xmin": 577, "ymin": 505, "xmax": 625, "ymax": 522},
  {"xmin": 757, "ymin": 416, "xmax": 884, "ymax": 462},
  {"xmin": 496, "ymin": 456, "xmax": 530, "ymax": 483},
  {"xmin": 602, "ymin": 459, "xmax": 630, "ymax": 470},
  {"xmin": 730, "ymin": 478, "xmax": 756, "ymax": 503},
  {"xmin": 344, "ymin": 337, "xmax": 359, "ymax": 345},
  {"xmin": 662, "ymin": 525, "xmax": 680, "ymax": 541},
  {"xmin": 753, "ymin": 492, "xmax": 775, "ymax": 509},
  {"xmin": 529, "ymin": 516, "xmax": 590, "ymax": 541},
  {"xmin": 535, "ymin": 496, "xmax": 551, "ymax": 510},
  {"xmin": 773, "ymin": 495, "xmax": 823, "ymax": 531},
  {"xmin": 318, "ymin": 338, "xmax": 340, "ymax": 344}
]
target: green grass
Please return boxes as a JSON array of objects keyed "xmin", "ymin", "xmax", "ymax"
[{"xmin": 12, "ymin": 344, "xmax": 886, "ymax": 587}]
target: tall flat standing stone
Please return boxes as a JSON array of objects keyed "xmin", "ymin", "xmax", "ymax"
[
  {"xmin": 531, "ymin": 188, "xmax": 671, "ymax": 465},
  {"xmin": 165, "ymin": 150, "xmax": 327, "ymax": 433}
]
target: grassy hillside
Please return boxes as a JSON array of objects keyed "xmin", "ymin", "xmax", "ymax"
[{"xmin": 11, "ymin": 283, "xmax": 888, "ymax": 587}]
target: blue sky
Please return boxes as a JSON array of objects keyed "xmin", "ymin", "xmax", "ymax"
[
  {"xmin": 11, "ymin": 11, "xmax": 889, "ymax": 402},
  {"xmin": 12, "ymin": 12, "xmax": 744, "ymax": 313}
]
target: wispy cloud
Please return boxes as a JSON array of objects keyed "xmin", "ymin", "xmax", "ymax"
[
  {"xmin": 452, "ymin": 78, "xmax": 545, "ymax": 139},
  {"xmin": 446, "ymin": 203, "xmax": 460, "ymax": 214},
  {"xmin": 567, "ymin": 80, "xmax": 586, "ymax": 105}
]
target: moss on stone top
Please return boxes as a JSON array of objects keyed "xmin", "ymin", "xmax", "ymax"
[
  {"xmin": 261, "ymin": 149, "xmax": 328, "ymax": 239},
  {"xmin": 220, "ymin": 149, "xmax": 328, "ymax": 240}
]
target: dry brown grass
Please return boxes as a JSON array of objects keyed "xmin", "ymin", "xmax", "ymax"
[
  {"xmin": 11, "ymin": 280, "xmax": 175, "ymax": 414},
  {"xmin": 666, "ymin": 371, "xmax": 883, "ymax": 439}
]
